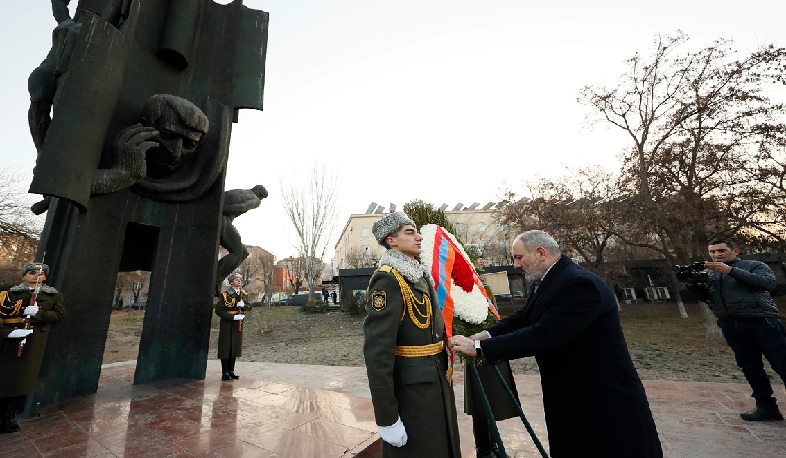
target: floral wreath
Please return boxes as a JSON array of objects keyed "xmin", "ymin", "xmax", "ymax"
[{"xmin": 419, "ymin": 224, "xmax": 500, "ymax": 340}]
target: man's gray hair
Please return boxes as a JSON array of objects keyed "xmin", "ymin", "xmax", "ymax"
[{"xmin": 515, "ymin": 230, "xmax": 561, "ymax": 255}]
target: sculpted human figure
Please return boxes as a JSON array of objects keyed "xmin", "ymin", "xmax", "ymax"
[
  {"xmin": 27, "ymin": 1, "xmax": 148, "ymax": 214},
  {"xmin": 28, "ymin": 0, "xmax": 82, "ymax": 155},
  {"xmin": 216, "ymin": 185, "xmax": 269, "ymax": 293},
  {"xmin": 90, "ymin": 94, "xmax": 210, "ymax": 196}
]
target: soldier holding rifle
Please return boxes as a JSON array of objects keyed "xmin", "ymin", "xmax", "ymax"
[{"xmin": 0, "ymin": 262, "xmax": 65, "ymax": 433}]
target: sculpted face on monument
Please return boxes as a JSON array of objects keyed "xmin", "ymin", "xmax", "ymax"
[
  {"xmin": 89, "ymin": 94, "xmax": 218, "ymax": 201},
  {"xmin": 141, "ymin": 96, "xmax": 208, "ymax": 180}
]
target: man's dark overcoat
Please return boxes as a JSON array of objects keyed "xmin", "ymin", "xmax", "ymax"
[
  {"xmin": 482, "ymin": 255, "xmax": 662, "ymax": 457},
  {"xmin": 364, "ymin": 263, "xmax": 461, "ymax": 458},
  {"xmin": 215, "ymin": 289, "xmax": 249, "ymax": 359},
  {"xmin": 0, "ymin": 285, "xmax": 65, "ymax": 397}
]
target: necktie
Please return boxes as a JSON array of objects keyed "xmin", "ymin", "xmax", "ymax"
[{"xmin": 528, "ymin": 280, "xmax": 541, "ymax": 297}]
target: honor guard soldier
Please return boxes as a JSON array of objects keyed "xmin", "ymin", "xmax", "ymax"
[
  {"xmin": 363, "ymin": 212, "xmax": 461, "ymax": 457},
  {"xmin": 215, "ymin": 272, "xmax": 250, "ymax": 380},
  {"xmin": 0, "ymin": 263, "xmax": 65, "ymax": 433}
]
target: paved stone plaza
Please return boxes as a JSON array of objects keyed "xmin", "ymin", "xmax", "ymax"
[{"xmin": 1, "ymin": 361, "xmax": 785, "ymax": 457}]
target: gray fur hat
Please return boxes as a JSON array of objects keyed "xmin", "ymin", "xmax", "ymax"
[
  {"xmin": 22, "ymin": 263, "xmax": 49, "ymax": 276},
  {"xmin": 372, "ymin": 212, "xmax": 415, "ymax": 245},
  {"xmin": 227, "ymin": 272, "xmax": 243, "ymax": 282}
]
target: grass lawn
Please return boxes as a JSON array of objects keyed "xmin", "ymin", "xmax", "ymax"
[{"xmin": 105, "ymin": 300, "xmax": 779, "ymax": 384}]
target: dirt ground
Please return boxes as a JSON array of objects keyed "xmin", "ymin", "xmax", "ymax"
[{"xmin": 104, "ymin": 301, "xmax": 777, "ymax": 384}]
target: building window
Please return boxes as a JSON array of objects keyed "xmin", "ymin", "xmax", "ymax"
[
  {"xmin": 477, "ymin": 222, "xmax": 487, "ymax": 232},
  {"xmin": 497, "ymin": 223, "xmax": 505, "ymax": 232},
  {"xmin": 362, "ymin": 227, "xmax": 369, "ymax": 237},
  {"xmin": 456, "ymin": 223, "xmax": 467, "ymax": 234}
]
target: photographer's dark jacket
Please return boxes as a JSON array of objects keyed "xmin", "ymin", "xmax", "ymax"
[{"xmin": 696, "ymin": 258, "xmax": 778, "ymax": 320}]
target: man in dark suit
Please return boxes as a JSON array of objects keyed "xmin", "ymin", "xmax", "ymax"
[{"xmin": 450, "ymin": 230, "xmax": 662, "ymax": 457}]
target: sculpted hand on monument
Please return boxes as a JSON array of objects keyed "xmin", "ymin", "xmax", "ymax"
[
  {"xmin": 92, "ymin": 124, "xmax": 160, "ymax": 195},
  {"xmin": 8, "ymin": 329, "xmax": 34, "ymax": 339},
  {"xmin": 113, "ymin": 123, "xmax": 159, "ymax": 179}
]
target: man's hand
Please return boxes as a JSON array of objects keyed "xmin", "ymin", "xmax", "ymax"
[
  {"xmin": 704, "ymin": 261, "xmax": 733, "ymax": 274},
  {"xmin": 8, "ymin": 329, "xmax": 34, "ymax": 339},
  {"xmin": 469, "ymin": 331, "xmax": 490, "ymax": 341},
  {"xmin": 233, "ymin": 314, "xmax": 245, "ymax": 321},
  {"xmin": 23, "ymin": 305, "xmax": 40, "ymax": 316},
  {"xmin": 378, "ymin": 417, "xmax": 408, "ymax": 447},
  {"xmin": 448, "ymin": 335, "xmax": 477, "ymax": 357}
]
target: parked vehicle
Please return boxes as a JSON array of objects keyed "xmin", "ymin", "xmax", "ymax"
[
  {"xmin": 285, "ymin": 294, "xmax": 310, "ymax": 306},
  {"xmin": 270, "ymin": 292, "xmax": 289, "ymax": 305}
]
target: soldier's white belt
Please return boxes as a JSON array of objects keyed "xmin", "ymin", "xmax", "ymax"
[{"xmin": 395, "ymin": 342, "xmax": 444, "ymax": 357}]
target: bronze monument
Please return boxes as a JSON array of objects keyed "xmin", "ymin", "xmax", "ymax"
[{"xmin": 23, "ymin": 0, "xmax": 268, "ymax": 415}]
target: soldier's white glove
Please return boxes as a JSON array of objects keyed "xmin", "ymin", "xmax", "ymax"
[
  {"xmin": 23, "ymin": 305, "xmax": 40, "ymax": 316},
  {"xmin": 233, "ymin": 314, "xmax": 245, "ymax": 321},
  {"xmin": 378, "ymin": 417, "xmax": 407, "ymax": 447},
  {"xmin": 8, "ymin": 329, "xmax": 34, "ymax": 339},
  {"xmin": 237, "ymin": 300, "xmax": 245, "ymax": 309}
]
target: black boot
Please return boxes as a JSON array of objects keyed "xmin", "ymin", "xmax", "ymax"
[
  {"xmin": 740, "ymin": 405, "xmax": 784, "ymax": 421},
  {"xmin": 0, "ymin": 398, "xmax": 20, "ymax": 433},
  {"xmin": 220, "ymin": 359, "xmax": 231, "ymax": 380},
  {"xmin": 1, "ymin": 415, "xmax": 20, "ymax": 433},
  {"xmin": 228, "ymin": 357, "xmax": 240, "ymax": 379},
  {"xmin": 476, "ymin": 448, "xmax": 496, "ymax": 458}
]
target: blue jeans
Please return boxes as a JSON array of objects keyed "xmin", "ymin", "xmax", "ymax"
[{"xmin": 718, "ymin": 317, "xmax": 786, "ymax": 409}]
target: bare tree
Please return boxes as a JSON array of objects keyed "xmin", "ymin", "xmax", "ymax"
[
  {"xmin": 280, "ymin": 257, "xmax": 305, "ymax": 293},
  {"xmin": 281, "ymin": 165, "xmax": 338, "ymax": 298},
  {"xmin": 344, "ymin": 246, "xmax": 377, "ymax": 268},
  {"xmin": 0, "ymin": 167, "xmax": 43, "ymax": 239},
  {"xmin": 579, "ymin": 32, "xmax": 786, "ymax": 317},
  {"xmin": 236, "ymin": 245, "xmax": 275, "ymax": 303},
  {"xmin": 0, "ymin": 167, "xmax": 44, "ymax": 286},
  {"xmin": 115, "ymin": 270, "xmax": 150, "ymax": 306}
]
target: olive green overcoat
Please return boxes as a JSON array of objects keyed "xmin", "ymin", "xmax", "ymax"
[
  {"xmin": 363, "ymin": 264, "xmax": 461, "ymax": 458},
  {"xmin": 0, "ymin": 285, "xmax": 65, "ymax": 397},
  {"xmin": 215, "ymin": 289, "xmax": 250, "ymax": 359},
  {"xmin": 463, "ymin": 359, "xmax": 519, "ymax": 419}
]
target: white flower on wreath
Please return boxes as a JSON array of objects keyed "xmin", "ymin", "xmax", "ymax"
[{"xmin": 420, "ymin": 224, "xmax": 491, "ymax": 325}]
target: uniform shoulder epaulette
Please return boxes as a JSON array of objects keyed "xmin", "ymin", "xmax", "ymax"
[{"xmin": 377, "ymin": 265, "xmax": 392, "ymax": 273}]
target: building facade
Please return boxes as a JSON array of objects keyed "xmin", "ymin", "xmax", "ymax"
[{"xmin": 332, "ymin": 202, "xmax": 516, "ymax": 276}]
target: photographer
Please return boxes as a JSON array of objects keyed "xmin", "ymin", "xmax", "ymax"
[{"xmin": 686, "ymin": 238, "xmax": 786, "ymax": 421}]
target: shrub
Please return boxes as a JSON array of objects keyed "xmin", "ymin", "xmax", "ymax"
[{"xmin": 300, "ymin": 299, "xmax": 331, "ymax": 314}]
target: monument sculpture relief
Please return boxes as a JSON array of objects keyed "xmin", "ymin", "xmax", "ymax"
[
  {"xmin": 21, "ymin": 0, "xmax": 269, "ymax": 416},
  {"xmin": 217, "ymin": 185, "xmax": 269, "ymax": 293},
  {"xmin": 91, "ymin": 94, "xmax": 212, "ymax": 196}
]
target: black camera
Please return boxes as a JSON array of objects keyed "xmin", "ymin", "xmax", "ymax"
[{"xmin": 673, "ymin": 261, "xmax": 708, "ymax": 283}]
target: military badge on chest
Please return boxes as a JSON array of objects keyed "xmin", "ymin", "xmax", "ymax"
[{"xmin": 371, "ymin": 291, "xmax": 386, "ymax": 311}]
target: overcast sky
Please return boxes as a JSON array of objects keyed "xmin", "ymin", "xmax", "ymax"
[{"xmin": 2, "ymin": 1, "xmax": 785, "ymax": 261}]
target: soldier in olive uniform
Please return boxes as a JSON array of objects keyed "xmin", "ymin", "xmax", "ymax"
[
  {"xmin": 363, "ymin": 212, "xmax": 461, "ymax": 457},
  {"xmin": 215, "ymin": 272, "xmax": 249, "ymax": 380},
  {"xmin": 0, "ymin": 263, "xmax": 65, "ymax": 433}
]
